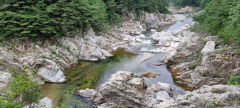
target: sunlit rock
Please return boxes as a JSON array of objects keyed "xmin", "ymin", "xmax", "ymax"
[
  {"xmin": 201, "ymin": 41, "xmax": 216, "ymax": 54},
  {"xmin": 37, "ymin": 59, "xmax": 65, "ymax": 83}
]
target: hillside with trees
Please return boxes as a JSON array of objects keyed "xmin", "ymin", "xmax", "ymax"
[
  {"xmin": 0, "ymin": 0, "xmax": 240, "ymax": 107},
  {"xmin": 0, "ymin": 0, "xmax": 169, "ymax": 40},
  {"xmin": 174, "ymin": 0, "xmax": 240, "ymax": 43}
]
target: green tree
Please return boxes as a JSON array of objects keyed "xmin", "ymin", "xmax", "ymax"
[
  {"xmin": 194, "ymin": 0, "xmax": 240, "ymax": 43},
  {"xmin": 0, "ymin": 0, "xmax": 169, "ymax": 40}
]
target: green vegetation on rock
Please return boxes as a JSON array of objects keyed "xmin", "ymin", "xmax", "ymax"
[
  {"xmin": 0, "ymin": 97, "xmax": 20, "ymax": 108},
  {"xmin": 228, "ymin": 74, "xmax": 240, "ymax": 85},
  {"xmin": 5, "ymin": 67, "xmax": 41, "ymax": 107}
]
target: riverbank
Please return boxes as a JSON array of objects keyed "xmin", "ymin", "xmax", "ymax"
[
  {"xmin": 0, "ymin": 9, "xmax": 177, "ymax": 107},
  {"xmin": 78, "ymin": 6, "xmax": 240, "ymax": 108}
]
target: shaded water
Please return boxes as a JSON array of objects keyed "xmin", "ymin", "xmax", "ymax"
[
  {"xmin": 42, "ymin": 14, "xmax": 194, "ymax": 107},
  {"xmin": 41, "ymin": 49, "xmax": 136, "ymax": 106}
]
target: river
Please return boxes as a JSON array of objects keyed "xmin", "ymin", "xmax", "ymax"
[{"xmin": 42, "ymin": 14, "xmax": 194, "ymax": 107}]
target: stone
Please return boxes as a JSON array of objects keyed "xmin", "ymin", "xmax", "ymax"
[
  {"xmin": 78, "ymin": 71, "xmax": 175, "ymax": 108},
  {"xmin": 148, "ymin": 82, "xmax": 173, "ymax": 93},
  {"xmin": 37, "ymin": 59, "xmax": 66, "ymax": 83},
  {"xmin": 171, "ymin": 85, "xmax": 240, "ymax": 108},
  {"xmin": 78, "ymin": 88, "xmax": 97, "ymax": 100},
  {"xmin": 178, "ymin": 6, "xmax": 194, "ymax": 14},
  {"xmin": 156, "ymin": 91, "xmax": 174, "ymax": 103},
  {"xmin": 201, "ymin": 41, "xmax": 215, "ymax": 54},
  {"xmin": 109, "ymin": 71, "xmax": 132, "ymax": 82},
  {"xmin": 140, "ymin": 72, "xmax": 160, "ymax": 78}
]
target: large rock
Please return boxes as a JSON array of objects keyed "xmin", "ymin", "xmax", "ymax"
[
  {"xmin": 178, "ymin": 6, "xmax": 194, "ymax": 14},
  {"xmin": 37, "ymin": 59, "xmax": 65, "ymax": 83},
  {"xmin": 170, "ymin": 85, "xmax": 240, "ymax": 108},
  {"xmin": 201, "ymin": 41, "xmax": 216, "ymax": 54},
  {"xmin": 78, "ymin": 71, "xmax": 175, "ymax": 108},
  {"xmin": 141, "ymin": 12, "xmax": 176, "ymax": 29}
]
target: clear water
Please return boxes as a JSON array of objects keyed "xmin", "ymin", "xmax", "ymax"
[
  {"xmin": 42, "ymin": 14, "xmax": 194, "ymax": 107},
  {"xmin": 97, "ymin": 14, "xmax": 194, "ymax": 94}
]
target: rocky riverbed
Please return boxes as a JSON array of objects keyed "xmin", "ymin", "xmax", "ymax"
[
  {"xmin": 0, "ymin": 11, "xmax": 175, "ymax": 88},
  {"xmin": 0, "ymin": 9, "xmax": 177, "ymax": 107},
  {"xmin": 78, "ymin": 7, "xmax": 240, "ymax": 108},
  {"xmin": 1, "ymin": 6, "xmax": 239, "ymax": 108},
  {"xmin": 79, "ymin": 71, "xmax": 240, "ymax": 108}
]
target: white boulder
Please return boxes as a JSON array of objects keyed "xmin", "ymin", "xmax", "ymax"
[
  {"xmin": 201, "ymin": 41, "xmax": 215, "ymax": 54},
  {"xmin": 37, "ymin": 59, "xmax": 65, "ymax": 83}
]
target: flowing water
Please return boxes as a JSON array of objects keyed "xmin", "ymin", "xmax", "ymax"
[{"xmin": 42, "ymin": 14, "xmax": 194, "ymax": 107}]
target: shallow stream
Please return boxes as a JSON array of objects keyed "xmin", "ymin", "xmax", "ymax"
[{"xmin": 42, "ymin": 14, "xmax": 194, "ymax": 107}]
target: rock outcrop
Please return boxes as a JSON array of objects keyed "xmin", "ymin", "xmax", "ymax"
[
  {"xmin": 37, "ymin": 59, "xmax": 66, "ymax": 83},
  {"xmin": 0, "ymin": 11, "xmax": 176, "ymax": 85},
  {"xmin": 149, "ymin": 23, "xmax": 198, "ymax": 59},
  {"xmin": 201, "ymin": 41, "xmax": 216, "ymax": 54},
  {"xmin": 140, "ymin": 12, "xmax": 176, "ymax": 29},
  {"xmin": 170, "ymin": 85, "xmax": 240, "ymax": 108},
  {"xmin": 166, "ymin": 34, "xmax": 240, "ymax": 89},
  {"xmin": 78, "ymin": 71, "xmax": 240, "ymax": 108},
  {"xmin": 178, "ymin": 6, "xmax": 194, "ymax": 14},
  {"xmin": 78, "ymin": 71, "xmax": 174, "ymax": 108}
]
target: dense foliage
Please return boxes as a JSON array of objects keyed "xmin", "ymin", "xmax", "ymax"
[
  {"xmin": 194, "ymin": 0, "xmax": 240, "ymax": 43},
  {"xmin": 0, "ymin": 0, "xmax": 108, "ymax": 40},
  {"xmin": 0, "ymin": 97, "xmax": 20, "ymax": 108},
  {"xmin": 0, "ymin": 0, "xmax": 169, "ymax": 40},
  {"xmin": 173, "ymin": 0, "xmax": 210, "ymax": 7}
]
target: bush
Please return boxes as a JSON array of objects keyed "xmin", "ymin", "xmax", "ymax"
[
  {"xmin": 0, "ymin": 96, "xmax": 21, "ymax": 108},
  {"xmin": 174, "ymin": 0, "xmax": 201, "ymax": 7},
  {"xmin": 173, "ymin": 0, "xmax": 211, "ymax": 7},
  {"xmin": 228, "ymin": 74, "xmax": 240, "ymax": 85},
  {"xmin": 190, "ymin": 24, "xmax": 211, "ymax": 36},
  {"xmin": 8, "ymin": 67, "xmax": 41, "ymax": 107}
]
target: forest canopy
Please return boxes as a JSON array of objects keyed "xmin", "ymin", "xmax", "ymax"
[
  {"xmin": 173, "ymin": 0, "xmax": 210, "ymax": 8},
  {"xmin": 0, "ymin": 0, "xmax": 169, "ymax": 40},
  {"xmin": 194, "ymin": 0, "xmax": 240, "ymax": 43},
  {"xmin": 174, "ymin": 0, "xmax": 240, "ymax": 43}
]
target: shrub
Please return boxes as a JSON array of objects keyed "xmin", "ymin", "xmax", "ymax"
[
  {"xmin": 8, "ymin": 67, "xmax": 41, "ymax": 107},
  {"xmin": 0, "ymin": 96, "xmax": 21, "ymax": 108},
  {"xmin": 227, "ymin": 74, "xmax": 240, "ymax": 85}
]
